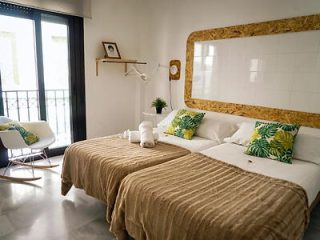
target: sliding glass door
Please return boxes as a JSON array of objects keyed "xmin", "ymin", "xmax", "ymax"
[
  {"xmin": 41, "ymin": 15, "xmax": 71, "ymax": 148},
  {"xmin": 0, "ymin": 15, "xmax": 39, "ymax": 122},
  {"xmin": 0, "ymin": 3, "xmax": 86, "ymax": 165},
  {"xmin": 0, "ymin": 14, "xmax": 42, "ymax": 158}
]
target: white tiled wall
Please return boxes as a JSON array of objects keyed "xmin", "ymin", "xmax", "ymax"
[{"xmin": 192, "ymin": 30, "xmax": 320, "ymax": 113}]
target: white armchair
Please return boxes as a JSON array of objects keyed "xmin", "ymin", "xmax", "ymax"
[{"xmin": 0, "ymin": 117, "xmax": 57, "ymax": 182}]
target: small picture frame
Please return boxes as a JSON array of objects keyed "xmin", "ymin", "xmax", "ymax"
[{"xmin": 102, "ymin": 42, "xmax": 121, "ymax": 59}]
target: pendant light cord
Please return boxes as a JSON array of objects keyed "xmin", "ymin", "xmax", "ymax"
[{"xmin": 169, "ymin": 79, "xmax": 173, "ymax": 110}]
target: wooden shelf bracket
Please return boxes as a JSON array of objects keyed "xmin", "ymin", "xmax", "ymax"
[{"xmin": 95, "ymin": 58, "xmax": 147, "ymax": 76}]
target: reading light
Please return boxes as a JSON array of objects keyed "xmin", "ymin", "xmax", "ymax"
[
  {"xmin": 157, "ymin": 59, "xmax": 181, "ymax": 111},
  {"xmin": 169, "ymin": 60, "xmax": 181, "ymax": 80},
  {"xmin": 158, "ymin": 60, "xmax": 181, "ymax": 81}
]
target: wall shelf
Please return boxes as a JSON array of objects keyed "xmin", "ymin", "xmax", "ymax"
[{"xmin": 95, "ymin": 58, "xmax": 147, "ymax": 76}]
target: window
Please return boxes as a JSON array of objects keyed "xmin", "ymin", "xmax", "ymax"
[{"xmin": 0, "ymin": 2, "xmax": 86, "ymax": 166}]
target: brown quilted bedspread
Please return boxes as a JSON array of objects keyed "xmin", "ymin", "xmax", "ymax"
[
  {"xmin": 111, "ymin": 152, "xmax": 309, "ymax": 240},
  {"xmin": 61, "ymin": 136, "xmax": 190, "ymax": 222}
]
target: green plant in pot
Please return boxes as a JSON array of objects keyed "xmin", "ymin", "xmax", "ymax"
[{"xmin": 151, "ymin": 97, "xmax": 168, "ymax": 114}]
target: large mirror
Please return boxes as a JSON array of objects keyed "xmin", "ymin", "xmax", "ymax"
[{"xmin": 185, "ymin": 14, "xmax": 320, "ymax": 128}]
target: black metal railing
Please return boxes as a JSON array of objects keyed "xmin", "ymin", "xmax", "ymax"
[{"xmin": 1, "ymin": 89, "xmax": 71, "ymax": 158}]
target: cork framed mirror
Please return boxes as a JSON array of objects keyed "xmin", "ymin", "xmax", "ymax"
[{"xmin": 185, "ymin": 14, "xmax": 320, "ymax": 128}]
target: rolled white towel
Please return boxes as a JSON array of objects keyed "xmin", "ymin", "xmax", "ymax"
[
  {"xmin": 139, "ymin": 121, "xmax": 155, "ymax": 148},
  {"xmin": 128, "ymin": 130, "xmax": 159, "ymax": 144},
  {"xmin": 153, "ymin": 132, "xmax": 159, "ymax": 144},
  {"xmin": 140, "ymin": 130, "xmax": 154, "ymax": 148},
  {"xmin": 139, "ymin": 121, "xmax": 153, "ymax": 131},
  {"xmin": 120, "ymin": 129, "xmax": 130, "ymax": 139},
  {"xmin": 128, "ymin": 131, "xmax": 140, "ymax": 143}
]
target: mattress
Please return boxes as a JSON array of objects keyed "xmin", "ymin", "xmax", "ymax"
[
  {"xmin": 201, "ymin": 143, "xmax": 320, "ymax": 206},
  {"xmin": 156, "ymin": 128, "xmax": 219, "ymax": 152}
]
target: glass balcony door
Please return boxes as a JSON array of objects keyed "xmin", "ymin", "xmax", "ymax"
[
  {"xmin": 0, "ymin": 15, "xmax": 39, "ymax": 120},
  {"xmin": 0, "ymin": 12, "xmax": 72, "ymax": 159},
  {"xmin": 42, "ymin": 15, "xmax": 71, "ymax": 148}
]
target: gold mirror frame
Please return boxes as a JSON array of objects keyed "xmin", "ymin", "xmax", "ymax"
[{"xmin": 185, "ymin": 14, "xmax": 320, "ymax": 128}]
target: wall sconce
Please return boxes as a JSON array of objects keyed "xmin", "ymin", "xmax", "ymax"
[{"xmin": 169, "ymin": 60, "xmax": 181, "ymax": 80}]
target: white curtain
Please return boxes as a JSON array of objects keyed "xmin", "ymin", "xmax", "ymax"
[{"xmin": 2, "ymin": 0, "xmax": 91, "ymax": 18}]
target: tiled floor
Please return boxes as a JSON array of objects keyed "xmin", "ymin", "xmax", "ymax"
[
  {"xmin": 0, "ymin": 157, "xmax": 113, "ymax": 240},
  {"xmin": 0, "ymin": 156, "xmax": 319, "ymax": 240}
]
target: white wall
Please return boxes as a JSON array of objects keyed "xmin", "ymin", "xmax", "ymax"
[
  {"xmin": 137, "ymin": 0, "xmax": 320, "ymax": 113},
  {"xmin": 84, "ymin": 0, "xmax": 320, "ymax": 137},
  {"xmin": 84, "ymin": 0, "xmax": 140, "ymax": 138}
]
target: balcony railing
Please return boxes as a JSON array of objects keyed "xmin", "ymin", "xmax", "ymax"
[{"xmin": 1, "ymin": 89, "xmax": 71, "ymax": 158}]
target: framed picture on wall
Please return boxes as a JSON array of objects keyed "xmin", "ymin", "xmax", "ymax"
[{"xmin": 102, "ymin": 41, "xmax": 121, "ymax": 59}]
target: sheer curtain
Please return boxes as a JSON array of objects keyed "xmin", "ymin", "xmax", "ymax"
[{"xmin": 0, "ymin": 0, "xmax": 91, "ymax": 18}]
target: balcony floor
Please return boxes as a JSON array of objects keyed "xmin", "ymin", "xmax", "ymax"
[{"xmin": 0, "ymin": 157, "xmax": 319, "ymax": 240}]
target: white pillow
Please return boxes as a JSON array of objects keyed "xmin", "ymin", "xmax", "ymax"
[
  {"xmin": 224, "ymin": 121, "xmax": 320, "ymax": 165},
  {"xmin": 223, "ymin": 121, "xmax": 255, "ymax": 146},
  {"xmin": 157, "ymin": 110, "xmax": 178, "ymax": 128},
  {"xmin": 293, "ymin": 127, "xmax": 320, "ymax": 165},
  {"xmin": 196, "ymin": 118, "xmax": 237, "ymax": 143}
]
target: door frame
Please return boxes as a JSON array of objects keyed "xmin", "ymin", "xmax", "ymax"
[{"xmin": 0, "ymin": 3, "xmax": 86, "ymax": 165}]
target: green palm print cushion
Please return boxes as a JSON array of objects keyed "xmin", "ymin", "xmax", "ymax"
[
  {"xmin": 0, "ymin": 122, "xmax": 39, "ymax": 145},
  {"xmin": 245, "ymin": 121, "xmax": 300, "ymax": 164},
  {"xmin": 165, "ymin": 109, "xmax": 205, "ymax": 140}
]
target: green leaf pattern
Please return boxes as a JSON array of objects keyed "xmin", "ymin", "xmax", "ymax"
[
  {"xmin": 165, "ymin": 109, "xmax": 205, "ymax": 140},
  {"xmin": 0, "ymin": 122, "xmax": 39, "ymax": 145},
  {"xmin": 246, "ymin": 121, "xmax": 300, "ymax": 164}
]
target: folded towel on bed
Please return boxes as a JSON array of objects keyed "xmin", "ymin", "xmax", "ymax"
[
  {"xmin": 139, "ymin": 121, "xmax": 155, "ymax": 148},
  {"xmin": 128, "ymin": 131, "xmax": 140, "ymax": 143},
  {"xmin": 153, "ymin": 132, "xmax": 159, "ymax": 144},
  {"xmin": 138, "ymin": 121, "xmax": 153, "ymax": 130},
  {"xmin": 121, "ymin": 129, "xmax": 130, "ymax": 139},
  {"xmin": 128, "ymin": 130, "xmax": 159, "ymax": 143}
]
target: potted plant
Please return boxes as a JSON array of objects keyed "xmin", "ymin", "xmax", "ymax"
[{"xmin": 151, "ymin": 97, "xmax": 168, "ymax": 114}]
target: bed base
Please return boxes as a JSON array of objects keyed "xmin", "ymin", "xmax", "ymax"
[{"xmin": 310, "ymin": 192, "xmax": 320, "ymax": 212}]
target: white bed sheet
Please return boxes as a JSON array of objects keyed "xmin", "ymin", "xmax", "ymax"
[
  {"xmin": 201, "ymin": 143, "xmax": 320, "ymax": 206},
  {"xmin": 156, "ymin": 129, "xmax": 219, "ymax": 152}
]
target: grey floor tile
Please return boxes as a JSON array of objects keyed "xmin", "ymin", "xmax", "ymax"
[
  {"xmin": 69, "ymin": 217, "xmax": 115, "ymax": 240},
  {"xmin": 0, "ymin": 156, "xmax": 320, "ymax": 239},
  {"xmin": 0, "ymin": 215, "xmax": 15, "ymax": 237}
]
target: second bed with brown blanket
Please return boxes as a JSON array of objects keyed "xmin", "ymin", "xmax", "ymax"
[
  {"xmin": 111, "ymin": 152, "xmax": 309, "ymax": 240},
  {"xmin": 61, "ymin": 136, "xmax": 190, "ymax": 222}
]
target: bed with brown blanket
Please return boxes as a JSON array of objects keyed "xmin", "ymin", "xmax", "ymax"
[
  {"xmin": 110, "ymin": 152, "xmax": 310, "ymax": 240},
  {"xmin": 61, "ymin": 136, "xmax": 190, "ymax": 222}
]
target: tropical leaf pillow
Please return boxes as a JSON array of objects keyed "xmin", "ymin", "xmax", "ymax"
[
  {"xmin": 245, "ymin": 121, "xmax": 300, "ymax": 164},
  {"xmin": 0, "ymin": 123, "xmax": 11, "ymax": 131},
  {"xmin": 165, "ymin": 109, "xmax": 205, "ymax": 140},
  {"xmin": 0, "ymin": 121, "xmax": 39, "ymax": 145}
]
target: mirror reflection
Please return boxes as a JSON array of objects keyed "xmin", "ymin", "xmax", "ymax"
[{"xmin": 191, "ymin": 31, "xmax": 320, "ymax": 113}]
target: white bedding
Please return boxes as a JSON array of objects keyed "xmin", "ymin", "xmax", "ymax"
[
  {"xmin": 201, "ymin": 143, "xmax": 320, "ymax": 206},
  {"xmin": 156, "ymin": 128, "xmax": 219, "ymax": 152}
]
